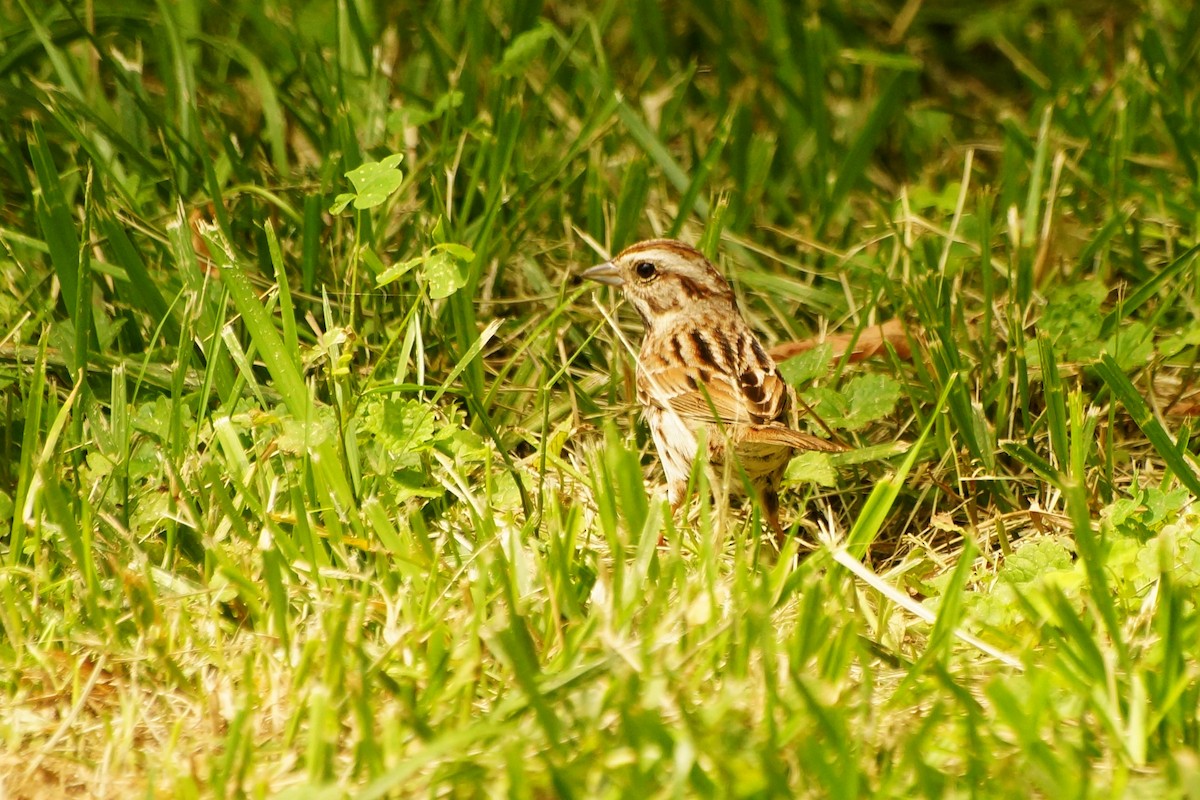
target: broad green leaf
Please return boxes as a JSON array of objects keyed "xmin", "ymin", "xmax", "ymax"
[
  {"xmin": 434, "ymin": 242, "xmax": 476, "ymax": 261},
  {"xmin": 841, "ymin": 373, "xmax": 901, "ymax": 430},
  {"xmin": 376, "ymin": 256, "xmax": 424, "ymax": 286},
  {"xmin": 783, "ymin": 451, "xmax": 837, "ymax": 487},
  {"xmin": 329, "ymin": 193, "xmax": 355, "ymax": 214},
  {"xmin": 1102, "ymin": 321, "xmax": 1154, "ymax": 371},
  {"xmin": 1038, "ymin": 281, "xmax": 1106, "ymax": 362},
  {"xmin": 424, "ymin": 251, "xmax": 466, "ymax": 299},
  {"xmin": 493, "ymin": 22, "xmax": 554, "ymax": 77},
  {"xmin": 340, "ymin": 154, "xmax": 405, "ymax": 211},
  {"xmin": 779, "ymin": 343, "xmax": 834, "ymax": 386},
  {"xmin": 1001, "ymin": 538, "xmax": 1073, "ymax": 585},
  {"xmin": 386, "ymin": 90, "xmax": 465, "ymax": 131}
]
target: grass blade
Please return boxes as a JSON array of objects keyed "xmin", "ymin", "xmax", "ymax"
[{"xmin": 1094, "ymin": 354, "xmax": 1200, "ymax": 496}]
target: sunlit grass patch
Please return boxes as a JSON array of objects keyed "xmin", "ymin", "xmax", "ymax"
[{"xmin": 3, "ymin": 1, "xmax": 1200, "ymax": 796}]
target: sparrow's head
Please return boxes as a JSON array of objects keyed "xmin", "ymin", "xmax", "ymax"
[{"xmin": 581, "ymin": 239, "xmax": 736, "ymax": 329}]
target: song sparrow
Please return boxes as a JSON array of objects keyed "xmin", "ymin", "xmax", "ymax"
[{"xmin": 582, "ymin": 239, "xmax": 844, "ymax": 538}]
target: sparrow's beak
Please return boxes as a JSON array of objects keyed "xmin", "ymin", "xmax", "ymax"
[{"xmin": 580, "ymin": 261, "xmax": 623, "ymax": 286}]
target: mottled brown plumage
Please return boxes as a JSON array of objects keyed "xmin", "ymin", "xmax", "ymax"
[{"xmin": 582, "ymin": 239, "xmax": 844, "ymax": 538}]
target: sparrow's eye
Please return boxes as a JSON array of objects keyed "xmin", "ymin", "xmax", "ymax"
[{"xmin": 635, "ymin": 261, "xmax": 657, "ymax": 280}]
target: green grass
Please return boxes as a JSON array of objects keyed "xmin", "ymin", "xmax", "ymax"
[{"xmin": 3, "ymin": 0, "xmax": 1200, "ymax": 796}]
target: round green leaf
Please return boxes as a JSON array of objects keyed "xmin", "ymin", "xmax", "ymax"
[
  {"xmin": 424, "ymin": 251, "xmax": 466, "ymax": 299},
  {"xmin": 345, "ymin": 155, "xmax": 405, "ymax": 210}
]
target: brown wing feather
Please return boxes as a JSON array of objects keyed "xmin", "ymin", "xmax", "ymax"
[
  {"xmin": 638, "ymin": 364, "xmax": 794, "ymax": 422},
  {"xmin": 638, "ymin": 365, "xmax": 760, "ymax": 424},
  {"xmin": 637, "ymin": 321, "xmax": 845, "ymax": 453},
  {"xmin": 638, "ymin": 366, "xmax": 845, "ymax": 453},
  {"xmin": 749, "ymin": 371, "xmax": 792, "ymax": 422},
  {"xmin": 736, "ymin": 424, "xmax": 848, "ymax": 453}
]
